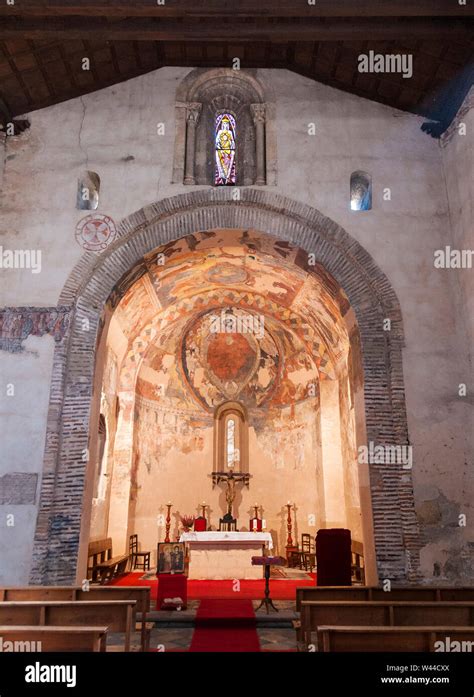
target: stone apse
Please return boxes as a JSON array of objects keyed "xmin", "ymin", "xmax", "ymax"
[
  {"xmin": 29, "ymin": 190, "xmax": 421, "ymax": 586},
  {"xmin": 90, "ymin": 228, "xmax": 365, "ymax": 569}
]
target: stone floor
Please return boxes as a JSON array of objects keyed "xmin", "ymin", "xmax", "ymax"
[
  {"xmin": 107, "ymin": 597, "xmax": 298, "ymax": 652},
  {"xmin": 108, "ymin": 626, "xmax": 297, "ymax": 652}
]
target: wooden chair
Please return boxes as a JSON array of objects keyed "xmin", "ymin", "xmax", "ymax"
[
  {"xmin": 129, "ymin": 534, "xmax": 151, "ymax": 572},
  {"xmin": 289, "ymin": 534, "xmax": 315, "ymax": 571},
  {"xmin": 351, "ymin": 540, "xmax": 365, "ymax": 583},
  {"xmin": 301, "ymin": 533, "xmax": 316, "ymax": 572}
]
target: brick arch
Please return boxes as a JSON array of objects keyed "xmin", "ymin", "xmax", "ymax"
[{"xmin": 31, "ymin": 188, "xmax": 421, "ymax": 584}]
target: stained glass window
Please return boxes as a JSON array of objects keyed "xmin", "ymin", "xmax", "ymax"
[
  {"xmin": 350, "ymin": 171, "xmax": 372, "ymax": 211},
  {"xmin": 215, "ymin": 113, "xmax": 236, "ymax": 186},
  {"xmin": 226, "ymin": 418, "xmax": 235, "ymax": 467}
]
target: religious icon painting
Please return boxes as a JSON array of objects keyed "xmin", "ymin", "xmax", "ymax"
[
  {"xmin": 215, "ymin": 113, "xmax": 236, "ymax": 186},
  {"xmin": 157, "ymin": 542, "xmax": 185, "ymax": 574}
]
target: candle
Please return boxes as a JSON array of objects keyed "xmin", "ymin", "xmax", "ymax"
[
  {"xmin": 167, "ymin": 501, "xmax": 172, "ymax": 506},
  {"xmin": 287, "ymin": 501, "xmax": 291, "ymax": 506}
]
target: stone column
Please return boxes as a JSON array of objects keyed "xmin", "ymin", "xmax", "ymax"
[
  {"xmin": 250, "ymin": 103, "xmax": 266, "ymax": 185},
  {"xmin": 107, "ymin": 392, "xmax": 135, "ymax": 554},
  {"xmin": 183, "ymin": 102, "xmax": 202, "ymax": 185}
]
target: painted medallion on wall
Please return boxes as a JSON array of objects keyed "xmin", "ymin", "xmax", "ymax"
[{"xmin": 75, "ymin": 214, "xmax": 117, "ymax": 252}]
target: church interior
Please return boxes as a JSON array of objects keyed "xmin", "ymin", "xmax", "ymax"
[{"xmin": 0, "ymin": 1, "xmax": 473, "ymax": 660}]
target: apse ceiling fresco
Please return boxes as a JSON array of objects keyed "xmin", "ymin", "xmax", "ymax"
[{"xmin": 109, "ymin": 229, "xmax": 352, "ymax": 414}]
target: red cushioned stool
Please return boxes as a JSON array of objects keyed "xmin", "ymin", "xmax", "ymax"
[{"xmin": 157, "ymin": 573, "xmax": 188, "ymax": 610}]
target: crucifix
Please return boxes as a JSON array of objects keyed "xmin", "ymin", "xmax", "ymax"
[{"xmin": 212, "ymin": 469, "xmax": 251, "ymax": 529}]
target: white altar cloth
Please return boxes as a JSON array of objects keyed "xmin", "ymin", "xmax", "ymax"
[
  {"xmin": 179, "ymin": 531, "xmax": 273, "ymax": 580},
  {"xmin": 180, "ymin": 531, "xmax": 273, "ymax": 548}
]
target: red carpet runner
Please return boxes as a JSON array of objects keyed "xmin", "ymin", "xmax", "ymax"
[
  {"xmin": 110, "ymin": 572, "xmax": 316, "ymax": 603},
  {"xmin": 189, "ymin": 599, "xmax": 260, "ymax": 652}
]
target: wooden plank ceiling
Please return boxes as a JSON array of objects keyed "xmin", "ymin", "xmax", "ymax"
[{"xmin": 0, "ymin": 1, "xmax": 473, "ymax": 137}]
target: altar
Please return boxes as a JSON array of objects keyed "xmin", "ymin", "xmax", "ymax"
[{"xmin": 179, "ymin": 531, "xmax": 273, "ymax": 580}]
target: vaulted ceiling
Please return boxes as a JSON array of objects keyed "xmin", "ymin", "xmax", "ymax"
[
  {"xmin": 0, "ymin": 1, "xmax": 473, "ymax": 137},
  {"xmin": 108, "ymin": 230, "xmax": 352, "ymax": 415}
]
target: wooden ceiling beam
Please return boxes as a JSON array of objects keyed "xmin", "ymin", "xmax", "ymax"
[
  {"xmin": 0, "ymin": 0, "xmax": 470, "ymax": 18},
  {"xmin": 0, "ymin": 18, "xmax": 471, "ymax": 42}
]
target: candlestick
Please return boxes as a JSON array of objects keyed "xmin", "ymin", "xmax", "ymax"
[
  {"xmin": 286, "ymin": 502, "xmax": 293, "ymax": 548},
  {"xmin": 164, "ymin": 502, "xmax": 172, "ymax": 543}
]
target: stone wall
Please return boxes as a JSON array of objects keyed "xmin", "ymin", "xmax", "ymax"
[{"xmin": 0, "ymin": 67, "xmax": 472, "ymax": 584}]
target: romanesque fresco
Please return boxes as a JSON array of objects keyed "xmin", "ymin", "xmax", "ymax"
[
  {"xmin": 182, "ymin": 308, "xmax": 280, "ymax": 409},
  {"xmin": 92, "ymin": 227, "xmax": 361, "ymax": 569},
  {"xmin": 112, "ymin": 230, "xmax": 349, "ymax": 404},
  {"xmin": 100, "ymin": 229, "xmax": 353, "ymax": 473}
]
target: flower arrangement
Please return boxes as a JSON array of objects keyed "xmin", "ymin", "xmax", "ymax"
[{"xmin": 180, "ymin": 514, "xmax": 195, "ymax": 532}]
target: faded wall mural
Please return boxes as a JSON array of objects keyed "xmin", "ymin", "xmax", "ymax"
[{"xmin": 90, "ymin": 230, "xmax": 361, "ymax": 557}]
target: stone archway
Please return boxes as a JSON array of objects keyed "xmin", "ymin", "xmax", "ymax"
[{"xmin": 30, "ymin": 188, "xmax": 421, "ymax": 585}]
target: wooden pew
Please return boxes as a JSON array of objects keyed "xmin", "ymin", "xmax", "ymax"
[
  {"xmin": 0, "ymin": 626, "xmax": 108, "ymax": 652},
  {"xmin": 317, "ymin": 626, "xmax": 474, "ymax": 652},
  {"xmin": 76, "ymin": 588, "xmax": 152, "ymax": 651},
  {"xmin": 0, "ymin": 600, "xmax": 136, "ymax": 651},
  {"xmin": 299, "ymin": 601, "xmax": 474, "ymax": 647},
  {"xmin": 0, "ymin": 587, "xmax": 76, "ymax": 602},
  {"xmin": 296, "ymin": 586, "xmax": 474, "ymax": 613},
  {"xmin": 88, "ymin": 539, "xmax": 129, "ymax": 584},
  {"xmin": 0, "ymin": 586, "xmax": 152, "ymax": 651}
]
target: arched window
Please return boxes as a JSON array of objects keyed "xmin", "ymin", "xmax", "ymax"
[
  {"xmin": 225, "ymin": 415, "xmax": 242, "ymax": 467},
  {"xmin": 350, "ymin": 171, "xmax": 372, "ymax": 211},
  {"xmin": 77, "ymin": 170, "xmax": 100, "ymax": 210},
  {"xmin": 215, "ymin": 113, "xmax": 236, "ymax": 186},
  {"xmin": 174, "ymin": 68, "xmax": 276, "ymax": 186},
  {"xmin": 214, "ymin": 402, "xmax": 248, "ymax": 473}
]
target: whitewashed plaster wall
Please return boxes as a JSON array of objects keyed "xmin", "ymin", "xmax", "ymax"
[{"xmin": 0, "ymin": 67, "xmax": 472, "ymax": 583}]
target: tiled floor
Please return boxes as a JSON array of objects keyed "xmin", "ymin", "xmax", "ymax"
[
  {"xmin": 107, "ymin": 597, "xmax": 298, "ymax": 652},
  {"xmin": 258, "ymin": 628, "xmax": 297, "ymax": 651}
]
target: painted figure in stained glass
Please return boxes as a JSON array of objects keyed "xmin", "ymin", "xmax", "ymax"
[{"xmin": 215, "ymin": 113, "xmax": 236, "ymax": 185}]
